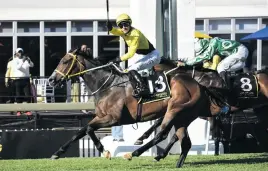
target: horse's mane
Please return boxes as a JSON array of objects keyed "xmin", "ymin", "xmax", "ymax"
[
  {"xmin": 159, "ymin": 57, "xmax": 177, "ymax": 67},
  {"xmin": 95, "ymin": 53, "xmax": 118, "ymax": 65},
  {"xmin": 71, "ymin": 48, "xmax": 126, "ymax": 76}
]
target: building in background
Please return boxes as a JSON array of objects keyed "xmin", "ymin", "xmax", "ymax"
[{"xmin": 0, "ymin": 0, "xmax": 267, "ymax": 77}]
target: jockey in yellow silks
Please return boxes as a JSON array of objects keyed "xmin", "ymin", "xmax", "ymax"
[{"xmin": 106, "ymin": 13, "xmax": 161, "ymax": 98}]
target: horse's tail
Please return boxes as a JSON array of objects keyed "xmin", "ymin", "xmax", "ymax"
[{"xmin": 202, "ymin": 86, "xmax": 227, "ymax": 108}]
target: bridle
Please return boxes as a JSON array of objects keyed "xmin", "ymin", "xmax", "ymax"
[
  {"xmin": 54, "ymin": 52, "xmax": 125, "ymax": 95},
  {"xmin": 55, "ymin": 53, "xmax": 86, "ymax": 79}
]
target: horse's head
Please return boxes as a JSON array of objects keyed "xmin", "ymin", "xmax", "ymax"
[{"xmin": 48, "ymin": 48, "xmax": 94, "ymax": 87}]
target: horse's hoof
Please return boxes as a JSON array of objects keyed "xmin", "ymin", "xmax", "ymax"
[
  {"xmin": 103, "ymin": 150, "xmax": 111, "ymax": 160},
  {"xmin": 153, "ymin": 158, "xmax": 159, "ymax": 162},
  {"xmin": 51, "ymin": 155, "xmax": 59, "ymax": 160},
  {"xmin": 134, "ymin": 140, "xmax": 143, "ymax": 145},
  {"xmin": 153, "ymin": 156, "xmax": 161, "ymax": 162},
  {"xmin": 123, "ymin": 153, "xmax": 132, "ymax": 161}
]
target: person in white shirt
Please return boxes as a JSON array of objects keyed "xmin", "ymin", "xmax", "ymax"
[
  {"xmin": 12, "ymin": 48, "xmax": 34, "ymax": 116},
  {"xmin": 5, "ymin": 57, "xmax": 15, "ymax": 104}
]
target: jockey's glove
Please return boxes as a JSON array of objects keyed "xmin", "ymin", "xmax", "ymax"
[
  {"xmin": 106, "ymin": 21, "xmax": 113, "ymax": 31},
  {"xmin": 110, "ymin": 56, "xmax": 122, "ymax": 63}
]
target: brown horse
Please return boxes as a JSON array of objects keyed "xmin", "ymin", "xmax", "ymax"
[
  {"xmin": 131, "ymin": 63, "xmax": 233, "ymax": 159},
  {"xmin": 132, "ymin": 63, "xmax": 226, "ymax": 157},
  {"xmin": 48, "ymin": 48, "xmax": 268, "ymax": 168},
  {"xmin": 48, "ymin": 48, "xmax": 216, "ymax": 168},
  {"xmin": 122, "ymin": 61, "xmax": 268, "ymax": 163}
]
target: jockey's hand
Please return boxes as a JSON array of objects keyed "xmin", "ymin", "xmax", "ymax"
[
  {"xmin": 177, "ymin": 61, "xmax": 186, "ymax": 67},
  {"xmin": 5, "ymin": 81, "xmax": 9, "ymax": 88},
  {"xmin": 106, "ymin": 21, "xmax": 113, "ymax": 31},
  {"xmin": 109, "ymin": 56, "xmax": 122, "ymax": 64}
]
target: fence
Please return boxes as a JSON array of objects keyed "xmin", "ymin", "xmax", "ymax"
[
  {"xmin": 1, "ymin": 76, "xmax": 93, "ymax": 104},
  {"xmin": 0, "ymin": 128, "xmax": 111, "ymax": 159},
  {"xmin": 0, "ymin": 76, "xmax": 96, "ymax": 130}
]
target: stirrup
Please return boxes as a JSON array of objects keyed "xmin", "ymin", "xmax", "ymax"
[
  {"xmin": 132, "ymin": 89, "xmax": 140, "ymax": 98},
  {"xmin": 132, "ymin": 87, "xmax": 150, "ymax": 98},
  {"xmin": 219, "ymin": 106, "xmax": 230, "ymax": 115}
]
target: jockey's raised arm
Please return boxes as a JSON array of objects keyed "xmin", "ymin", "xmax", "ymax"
[{"xmin": 106, "ymin": 13, "xmax": 161, "ymax": 98}]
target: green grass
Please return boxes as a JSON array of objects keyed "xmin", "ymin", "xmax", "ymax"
[{"xmin": 0, "ymin": 153, "xmax": 268, "ymax": 171}]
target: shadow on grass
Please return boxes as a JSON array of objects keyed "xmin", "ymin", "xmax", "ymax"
[
  {"xmin": 188, "ymin": 156, "xmax": 268, "ymax": 166},
  {"xmin": 121, "ymin": 153, "xmax": 268, "ymax": 169}
]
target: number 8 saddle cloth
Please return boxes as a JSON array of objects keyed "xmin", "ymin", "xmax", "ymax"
[{"xmin": 230, "ymin": 72, "xmax": 258, "ymax": 99}]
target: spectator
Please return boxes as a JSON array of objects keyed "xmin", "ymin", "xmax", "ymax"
[
  {"xmin": 80, "ymin": 44, "xmax": 92, "ymax": 57},
  {"xmin": 112, "ymin": 126, "xmax": 124, "ymax": 142},
  {"xmin": 71, "ymin": 77, "xmax": 80, "ymax": 102},
  {"xmin": 5, "ymin": 57, "xmax": 15, "ymax": 105},
  {"xmin": 12, "ymin": 48, "xmax": 34, "ymax": 116}
]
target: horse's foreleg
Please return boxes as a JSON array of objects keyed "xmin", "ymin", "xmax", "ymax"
[
  {"xmin": 176, "ymin": 127, "xmax": 191, "ymax": 168},
  {"xmin": 134, "ymin": 117, "xmax": 163, "ymax": 145},
  {"xmin": 86, "ymin": 115, "xmax": 115, "ymax": 159},
  {"xmin": 154, "ymin": 133, "xmax": 178, "ymax": 161},
  {"xmin": 51, "ymin": 125, "xmax": 87, "ymax": 159}
]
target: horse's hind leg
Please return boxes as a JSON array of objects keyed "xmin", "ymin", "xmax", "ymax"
[
  {"xmin": 134, "ymin": 117, "xmax": 163, "ymax": 145},
  {"xmin": 176, "ymin": 127, "xmax": 191, "ymax": 168},
  {"xmin": 154, "ymin": 133, "xmax": 178, "ymax": 161},
  {"xmin": 154, "ymin": 127, "xmax": 192, "ymax": 166},
  {"xmin": 213, "ymin": 116, "xmax": 222, "ymax": 156},
  {"xmin": 51, "ymin": 125, "xmax": 87, "ymax": 159},
  {"xmin": 124, "ymin": 92, "xmax": 190, "ymax": 160},
  {"xmin": 126, "ymin": 116, "xmax": 174, "ymax": 160}
]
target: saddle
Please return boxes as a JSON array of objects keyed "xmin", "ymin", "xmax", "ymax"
[
  {"xmin": 228, "ymin": 72, "xmax": 258, "ymax": 99},
  {"xmin": 137, "ymin": 68, "xmax": 171, "ymax": 104}
]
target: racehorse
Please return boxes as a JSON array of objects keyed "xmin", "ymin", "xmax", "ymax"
[
  {"xmin": 132, "ymin": 62, "xmax": 226, "ymax": 157},
  {"xmin": 48, "ymin": 48, "xmax": 218, "ymax": 168},
  {"xmin": 48, "ymin": 48, "xmax": 268, "ymax": 168},
  {"xmin": 126, "ymin": 60, "xmax": 268, "ymax": 162}
]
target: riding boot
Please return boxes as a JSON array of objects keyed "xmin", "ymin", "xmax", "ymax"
[
  {"xmin": 128, "ymin": 70, "xmax": 150, "ymax": 98},
  {"xmin": 219, "ymin": 71, "xmax": 230, "ymax": 90}
]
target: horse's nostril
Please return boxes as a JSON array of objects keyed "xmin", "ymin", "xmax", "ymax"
[{"xmin": 48, "ymin": 77, "xmax": 55, "ymax": 83}]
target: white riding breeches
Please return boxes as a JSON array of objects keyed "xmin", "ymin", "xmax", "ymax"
[
  {"xmin": 127, "ymin": 50, "xmax": 161, "ymax": 71},
  {"xmin": 217, "ymin": 44, "xmax": 249, "ymax": 73}
]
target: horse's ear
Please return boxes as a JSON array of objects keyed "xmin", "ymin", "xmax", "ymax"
[{"xmin": 72, "ymin": 48, "xmax": 79, "ymax": 54}]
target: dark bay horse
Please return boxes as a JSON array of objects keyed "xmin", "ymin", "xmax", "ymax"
[
  {"xmin": 48, "ymin": 49, "xmax": 268, "ymax": 167},
  {"xmin": 48, "ymin": 48, "xmax": 216, "ymax": 168}
]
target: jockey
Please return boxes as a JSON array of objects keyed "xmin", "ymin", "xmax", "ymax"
[
  {"xmin": 106, "ymin": 13, "xmax": 161, "ymax": 98},
  {"xmin": 178, "ymin": 37, "xmax": 249, "ymax": 89}
]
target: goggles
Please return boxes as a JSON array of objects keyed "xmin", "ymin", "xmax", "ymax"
[{"xmin": 118, "ymin": 22, "xmax": 130, "ymax": 29}]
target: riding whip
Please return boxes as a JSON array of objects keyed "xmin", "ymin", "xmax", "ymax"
[{"xmin": 106, "ymin": 0, "xmax": 110, "ymax": 35}]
